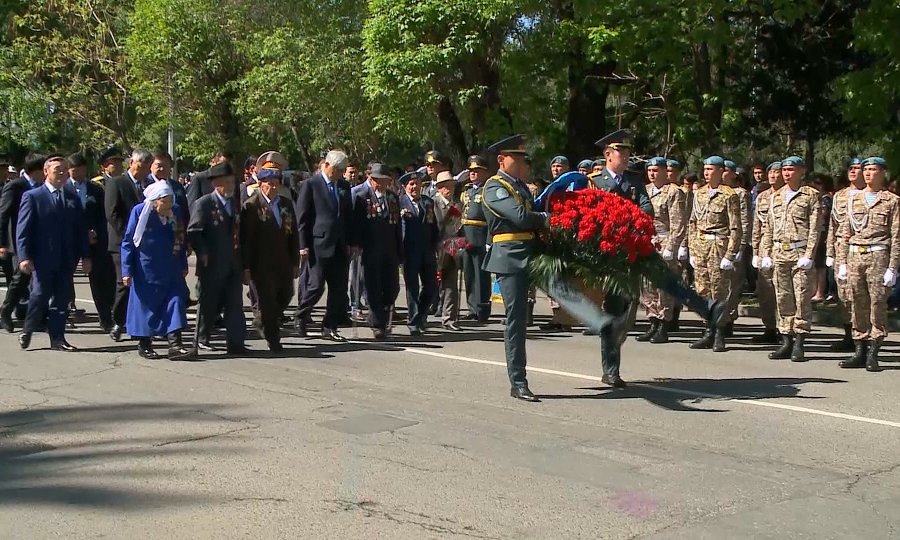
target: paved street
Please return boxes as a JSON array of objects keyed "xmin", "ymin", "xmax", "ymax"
[{"xmin": 2, "ymin": 274, "xmax": 900, "ymax": 539}]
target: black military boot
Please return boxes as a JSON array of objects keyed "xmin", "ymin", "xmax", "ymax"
[
  {"xmin": 712, "ymin": 328, "xmax": 726, "ymax": 352},
  {"xmin": 722, "ymin": 323, "xmax": 734, "ymax": 338},
  {"xmin": 670, "ymin": 306, "xmax": 682, "ymax": 332},
  {"xmin": 791, "ymin": 334, "xmax": 807, "ymax": 362},
  {"xmin": 751, "ymin": 328, "xmax": 780, "ymax": 344},
  {"xmin": 829, "ymin": 325, "xmax": 855, "ymax": 353},
  {"xmin": 650, "ymin": 320, "xmax": 669, "ymax": 344},
  {"xmin": 636, "ymin": 319, "xmax": 660, "ymax": 342},
  {"xmin": 768, "ymin": 334, "xmax": 794, "ymax": 360},
  {"xmin": 866, "ymin": 339, "xmax": 883, "ymax": 372},
  {"xmin": 526, "ymin": 302, "xmax": 535, "ymax": 327},
  {"xmin": 839, "ymin": 341, "xmax": 867, "ymax": 369},
  {"xmin": 168, "ymin": 331, "xmax": 199, "ymax": 362},
  {"xmin": 690, "ymin": 329, "xmax": 714, "ymax": 349}
]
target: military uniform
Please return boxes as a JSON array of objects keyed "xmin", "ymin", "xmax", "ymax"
[
  {"xmin": 751, "ymin": 184, "xmax": 779, "ymax": 338},
  {"xmin": 761, "ymin": 182, "xmax": 820, "ymax": 360},
  {"xmin": 826, "ymin": 182, "xmax": 858, "ymax": 351},
  {"xmin": 461, "ymin": 156, "xmax": 492, "ymax": 322},
  {"xmin": 481, "ymin": 136, "xmax": 549, "ymax": 401},
  {"xmin": 837, "ymin": 159, "xmax": 900, "ymax": 371},
  {"xmin": 726, "ymin": 185, "xmax": 752, "ymax": 324}
]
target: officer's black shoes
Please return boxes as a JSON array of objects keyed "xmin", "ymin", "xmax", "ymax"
[
  {"xmin": 791, "ymin": 334, "xmax": 807, "ymax": 362},
  {"xmin": 636, "ymin": 319, "xmax": 659, "ymax": 342},
  {"xmin": 866, "ymin": 339, "xmax": 883, "ymax": 372},
  {"xmin": 322, "ymin": 328, "xmax": 347, "ymax": 342},
  {"xmin": 167, "ymin": 332, "xmax": 199, "ymax": 362},
  {"xmin": 226, "ymin": 344, "xmax": 250, "ymax": 355},
  {"xmin": 50, "ymin": 339, "xmax": 77, "ymax": 352},
  {"xmin": 601, "ymin": 374, "xmax": 627, "ymax": 389},
  {"xmin": 138, "ymin": 347, "xmax": 159, "ymax": 360},
  {"xmin": 830, "ymin": 325, "xmax": 855, "ymax": 352},
  {"xmin": 0, "ymin": 313, "xmax": 14, "ymax": 333},
  {"xmin": 650, "ymin": 323, "xmax": 669, "ymax": 344},
  {"xmin": 109, "ymin": 324, "xmax": 124, "ymax": 342},
  {"xmin": 707, "ymin": 300, "xmax": 727, "ymax": 329},
  {"xmin": 839, "ymin": 341, "xmax": 867, "ymax": 368},
  {"xmin": 18, "ymin": 332, "xmax": 30, "ymax": 350},
  {"xmin": 712, "ymin": 330, "xmax": 726, "ymax": 353},
  {"xmin": 751, "ymin": 328, "xmax": 780, "ymax": 344},
  {"xmin": 295, "ymin": 318, "xmax": 308, "ymax": 338},
  {"xmin": 443, "ymin": 323, "xmax": 461, "ymax": 332},
  {"xmin": 197, "ymin": 340, "xmax": 220, "ymax": 352},
  {"xmin": 268, "ymin": 341, "xmax": 284, "ymax": 353},
  {"xmin": 768, "ymin": 334, "xmax": 794, "ymax": 360},
  {"xmin": 670, "ymin": 306, "xmax": 682, "ymax": 332},
  {"xmin": 510, "ymin": 386, "xmax": 540, "ymax": 402},
  {"xmin": 690, "ymin": 329, "xmax": 714, "ymax": 349},
  {"xmin": 464, "ymin": 313, "xmax": 478, "ymax": 321},
  {"xmin": 372, "ymin": 328, "xmax": 386, "ymax": 340}
]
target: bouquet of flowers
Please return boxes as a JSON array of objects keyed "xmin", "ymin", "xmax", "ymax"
[
  {"xmin": 530, "ymin": 189, "xmax": 670, "ymax": 298},
  {"xmin": 438, "ymin": 236, "xmax": 470, "ymax": 268}
]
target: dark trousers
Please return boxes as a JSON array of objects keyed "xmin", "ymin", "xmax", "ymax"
[
  {"xmin": 463, "ymin": 247, "xmax": 491, "ymax": 320},
  {"xmin": 295, "ymin": 253, "xmax": 349, "ymax": 330},
  {"xmin": 195, "ymin": 268, "xmax": 246, "ymax": 346},
  {"xmin": 256, "ymin": 276, "xmax": 293, "ymax": 345},
  {"xmin": 110, "ymin": 251, "xmax": 129, "ymax": 327},
  {"xmin": 25, "ymin": 268, "xmax": 71, "ymax": 340},
  {"xmin": 85, "ymin": 250, "xmax": 115, "ymax": 326},
  {"xmin": 599, "ymin": 294, "xmax": 630, "ymax": 377},
  {"xmin": 497, "ymin": 271, "xmax": 529, "ymax": 388},
  {"xmin": 404, "ymin": 257, "xmax": 438, "ymax": 330},
  {"xmin": 363, "ymin": 256, "xmax": 400, "ymax": 330},
  {"xmin": 1, "ymin": 254, "xmax": 13, "ymax": 286},
  {"xmin": 1, "ymin": 254, "xmax": 31, "ymax": 318}
]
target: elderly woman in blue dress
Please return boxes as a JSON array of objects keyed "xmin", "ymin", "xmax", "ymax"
[{"xmin": 121, "ymin": 182, "xmax": 196, "ymax": 361}]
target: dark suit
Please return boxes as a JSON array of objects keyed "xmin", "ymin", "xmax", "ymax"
[
  {"xmin": 240, "ymin": 191, "xmax": 299, "ymax": 346},
  {"xmin": 105, "ymin": 172, "xmax": 145, "ymax": 327},
  {"xmin": 69, "ymin": 180, "xmax": 115, "ymax": 326},
  {"xmin": 294, "ymin": 172, "xmax": 355, "ymax": 330},
  {"xmin": 400, "ymin": 193, "xmax": 439, "ymax": 331},
  {"xmin": 188, "ymin": 192, "xmax": 246, "ymax": 347},
  {"xmin": 351, "ymin": 183, "xmax": 402, "ymax": 330},
  {"xmin": 186, "ymin": 169, "xmax": 212, "ymax": 209},
  {"xmin": 16, "ymin": 185, "xmax": 89, "ymax": 339},
  {"xmin": 0, "ymin": 176, "xmax": 40, "ymax": 321}
]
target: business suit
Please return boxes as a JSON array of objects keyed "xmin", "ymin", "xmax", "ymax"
[
  {"xmin": 400, "ymin": 193, "xmax": 439, "ymax": 332},
  {"xmin": 188, "ymin": 192, "xmax": 246, "ymax": 349},
  {"xmin": 17, "ymin": 184, "xmax": 89, "ymax": 341},
  {"xmin": 0, "ymin": 175, "xmax": 40, "ymax": 327},
  {"xmin": 241, "ymin": 190, "xmax": 299, "ymax": 348},
  {"xmin": 105, "ymin": 172, "xmax": 145, "ymax": 329},
  {"xmin": 294, "ymin": 172, "xmax": 355, "ymax": 331},
  {"xmin": 69, "ymin": 179, "xmax": 115, "ymax": 328},
  {"xmin": 186, "ymin": 169, "xmax": 212, "ymax": 209}
]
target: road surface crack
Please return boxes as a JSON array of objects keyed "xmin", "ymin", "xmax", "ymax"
[
  {"xmin": 329, "ymin": 498, "xmax": 498, "ymax": 539},
  {"xmin": 153, "ymin": 425, "xmax": 258, "ymax": 447}
]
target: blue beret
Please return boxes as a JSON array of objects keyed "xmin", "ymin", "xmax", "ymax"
[
  {"xmin": 645, "ymin": 157, "xmax": 667, "ymax": 169},
  {"xmin": 766, "ymin": 161, "xmax": 782, "ymax": 172},
  {"xmin": 666, "ymin": 159, "xmax": 681, "ymax": 169},
  {"xmin": 781, "ymin": 156, "xmax": 805, "ymax": 167},
  {"xmin": 577, "ymin": 160, "xmax": 593, "ymax": 170},
  {"xmin": 550, "ymin": 155, "xmax": 569, "ymax": 166},
  {"xmin": 862, "ymin": 157, "xmax": 888, "ymax": 169},
  {"xmin": 847, "ymin": 158, "xmax": 862, "ymax": 168},
  {"xmin": 703, "ymin": 156, "xmax": 725, "ymax": 167},
  {"xmin": 724, "ymin": 160, "xmax": 736, "ymax": 171}
]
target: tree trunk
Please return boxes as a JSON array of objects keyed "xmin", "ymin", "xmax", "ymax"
[
  {"xmin": 436, "ymin": 95, "xmax": 469, "ymax": 170},
  {"xmin": 805, "ymin": 131, "xmax": 815, "ymax": 172}
]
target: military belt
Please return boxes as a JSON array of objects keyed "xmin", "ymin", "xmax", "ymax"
[
  {"xmin": 697, "ymin": 232, "xmax": 727, "ymax": 241},
  {"xmin": 492, "ymin": 232, "xmax": 535, "ymax": 243},
  {"xmin": 462, "ymin": 219, "xmax": 488, "ymax": 226},
  {"xmin": 850, "ymin": 244, "xmax": 888, "ymax": 254},
  {"xmin": 779, "ymin": 240, "xmax": 807, "ymax": 251}
]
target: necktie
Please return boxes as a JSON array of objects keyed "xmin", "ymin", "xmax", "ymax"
[
  {"xmin": 55, "ymin": 190, "xmax": 64, "ymax": 212},
  {"xmin": 328, "ymin": 182, "xmax": 338, "ymax": 209}
]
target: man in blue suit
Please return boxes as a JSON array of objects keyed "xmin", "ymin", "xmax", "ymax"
[
  {"xmin": 399, "ymin": 171, "xmax": 439, "ymax": 335},
  {"xmin": 16, "ymin": 155, "xmax": 90, "ymax": 351}
]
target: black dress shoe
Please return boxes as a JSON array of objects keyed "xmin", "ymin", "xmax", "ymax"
[
  {"xmin": 197, "ymin": 341, "xmax": 220, "ymax": 352},
  {"xmin": 464, "ymin": 313, "xmax": 478, "ymax": 321},
  {"xmin": 442, "ymin": 323, "xmax": 462, "ymax": 332},
  {"xmin": 373, "ymin": 328, "xmax": 386, "ymax": 340},
  {"xmin": 99, "ymin": 320, "xmax": 113, "ymax": 333},
  {"xmin": 322, "ymin": 328, "xmax": 347, "ymax": 342},
  {"xmin": 510, "ymin": 386, "xmax": 540, "ymax": 402},
  {"xmin": 18, "ymin": 332, "xmax": 31, "ymax": 350},
  {"xmin": 268, "ymin": 341, "xmax": 284, "ymax": 352},
  {"xmin": 295, "ymin": 318, "xmax": 308, "ymax": 338},
  {"xmin": 226, "ymin": 344, "xmax": 250, "ymax": 355},
  {"xmin": 601, "ymin": 374, "xmax": 627, "ymax": 389},
  {"xmin": 109, "ymin": 324, "xmax": 124, "ymax": 342},
  {"xmin": 138, "ymin": 347, "xmax": 160, "ymax": 360},
  {"xmin": 50, "ymin": 340, "xmax": 77, "ymax": 352},
  {"xmin": 0, "ymin": 314, "xmax": 14, "ymax": 333}
]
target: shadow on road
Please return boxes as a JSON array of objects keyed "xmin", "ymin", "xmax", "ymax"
[{"xmin": 0, "ymin": 403, "xmax": 252, "ymax": 509}]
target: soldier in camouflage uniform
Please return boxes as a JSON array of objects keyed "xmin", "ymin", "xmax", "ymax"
[
  {"xmin": 723, "ymin": 160, "xmax": 752, "ymax": 336},
  {"xmin": 667, "ymin": 158, "xmax": 687, "ymax": 331},
  {"xmin": 688, "ymin": 156, "xmax": 742, "ymax": 352},
  {"xmin": 836, "ymin": 157, "xmax": 900, "ymax": 372},
  {"xmin": 750, "ymin": 162, "xmax": 784, "ymax": 344},
  {"xmin": 760, "ymin": 156, "xmax": 820, "ymax": 362},
  {"xmin": 636, "ymin": 157, "xmax": 686, "ymax": 344},
  {"xmin": 460, "ymin": 155, "xmax": 492, "ymax": 322},
  {"xmin": 825, "ymin": 158, "xmax": 863, "ymax": 352}
]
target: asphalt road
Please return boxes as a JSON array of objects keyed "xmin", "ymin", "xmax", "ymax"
[{"xmin": 2, "ymin": 273, "xmax": 900, "ymax": 539}]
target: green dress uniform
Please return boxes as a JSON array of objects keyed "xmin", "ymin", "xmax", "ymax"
[
  {"xmin": 461, "ymin": 180, "xmax": 492, "ymax": 321},
  {"xmin": 481, "ymin": 143, "xmax": 549, "ymax": 397}
]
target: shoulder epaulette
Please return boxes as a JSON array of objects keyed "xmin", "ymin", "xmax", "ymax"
[
  {"xmin": 721, "ymin": 185, "xmax": 735, "ymax": 195},
  {"xmin": 91, "ymin": 175, "xmax": 105, "ymax": 184}
]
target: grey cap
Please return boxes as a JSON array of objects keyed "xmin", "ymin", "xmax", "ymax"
[{"xmin": 369, "ymin": 162, "xmax": 392, "ymax": 179}]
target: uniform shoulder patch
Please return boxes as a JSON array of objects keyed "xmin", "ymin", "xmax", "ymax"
[{"xmin": 494, "ymin": 187, "xmax": 510, "ymax": 200}]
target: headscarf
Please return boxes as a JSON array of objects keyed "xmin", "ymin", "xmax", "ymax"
[{"xmin": 133, "ymin": 181, "xmax": 174, "ymax": 248}]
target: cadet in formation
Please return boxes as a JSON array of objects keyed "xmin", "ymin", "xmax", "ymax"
[
  {"xmin": 750, "ymin": 162, "xmax": 784, "ymax": 344},
  {"xmin": 723, "ymin": 160, "xmax": 752, "ymax": 336},
  {"xmin": 760, "ymin": 156, "xmax": 820, "ymax": 362},
  {"xmin": 460, "ymin": 155, "xmax": 492, "ymax": 323}
]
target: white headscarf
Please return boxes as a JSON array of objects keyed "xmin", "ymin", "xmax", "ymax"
[{"xmin": 133, "ymin": 181, "xmax": 174, "ymax": 248}]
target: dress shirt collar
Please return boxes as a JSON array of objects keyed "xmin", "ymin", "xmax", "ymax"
[
  {"xmin": 214, "ymin": 189, "xmax": 230, "ymax": 210},
  {"xmin": 45, "ymin": 181, "xmax": 61, "ymax": 194}
]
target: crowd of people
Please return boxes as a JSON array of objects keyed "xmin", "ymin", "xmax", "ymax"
[{"xmin": 0, "ymin": 132, "xmax": 895, "ymax": 402}]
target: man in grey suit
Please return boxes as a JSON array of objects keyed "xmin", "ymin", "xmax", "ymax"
[
  {"xmin": 481, "ymin": 135, "xmax": 550, "ymax": 402},
  {"xmin": 187, "ymin": 162, "xmax": 248, "ymax": 355}
]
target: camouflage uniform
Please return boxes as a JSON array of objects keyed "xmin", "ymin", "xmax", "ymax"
[
  {"xmin": 837, "ymin": 190, "xmax": 900, "ymax": 342},
  {"xmin": 827, "ymin": 187, "xmax": 855, "ymax": 323},
  {"xmin": 752, "ymin": 188, "xmax": 778, "ymax": 332},
  {"xmin": 726, "ymin": 186, "xmax": 752, "ymax": 322},
  {"xmin": 639, "ymin": 183, "xmax": 687, "ymax": 322},
  {"xmin": 761, "ymin": 185, "xmax": 821, "ymax": 338},
  {"xmin": 688, "ymin": 185, "xmax": 742, "ymax": 313}
]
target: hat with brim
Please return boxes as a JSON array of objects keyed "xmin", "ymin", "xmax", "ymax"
[
  {"xmin": 467, "ymin": 155, "xmax": 488, "ymax": 170},
  {"xmin": 369, "ymin": 163, "xmax": 392, "ymax": 179},
  {"xmin": 256, "ymin": 151, "xmax": 287, "ymax": 181},
  {"xmin": 425, "ymin": 150, "xmax": 447, "ymax": 166},
  {"xmin": 487, "ymin": 135, "xmax": 528, "ymax": 155},
  {"xmin": 435, "ymin": 171, "xmax": 456, "ymax": 185},
  {"xmin": 99, "ymin": 146, "xmax": 124, "ymax": 165},
  {"xmin": 594, "ymin": 129, "xmax": 632, "ymax": 150},
  {"xmin": 399, "ymin": 172, "xmax": 421, "ymax": 185},
  {"xmin": 208, "ymin": 162, "xmax": 234, "ymax": 180}
]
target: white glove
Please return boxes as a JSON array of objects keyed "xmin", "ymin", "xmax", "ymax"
[
  {"xmin": 689, "ymin": 256, "xmax": 696, "ymax": 268},
  {"xmin": 826, "ymin": 257, "xmax": 834, "ymax": 268},
  {"xmin": 885, "ymin": 269, "xmax": 897, "ymax": 288},
  {"xmin": 837, "ymin": 264, "xmax": 848, "ymax": 281},
  {"xmin": 751, "ymin": 255, "xmax": 760, "ymax": 269},
  {"xmin": 485, "ymin": 244, "xmax": 492, "ymax": 253},
  {"xmin": 796, "ymin": 257, "xmax": 813, "ymax": 270},
  {"xmin": 761, "ymin": 257, "xmax": 773, "ymax": 269},
  {"xmin": 662, "ymin": 249, "xmax": 674, "ymax": 261},
  {"xmin": 720, "ymin": 258, "xmax": 734, "ymax": 271},
  {"xmin": 678, "ymin": 247, "xmax": 688, "ymax": 261},
  {"xmin": 735, "ymin": 250, "xmax": 744, "ymax": 262}
]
